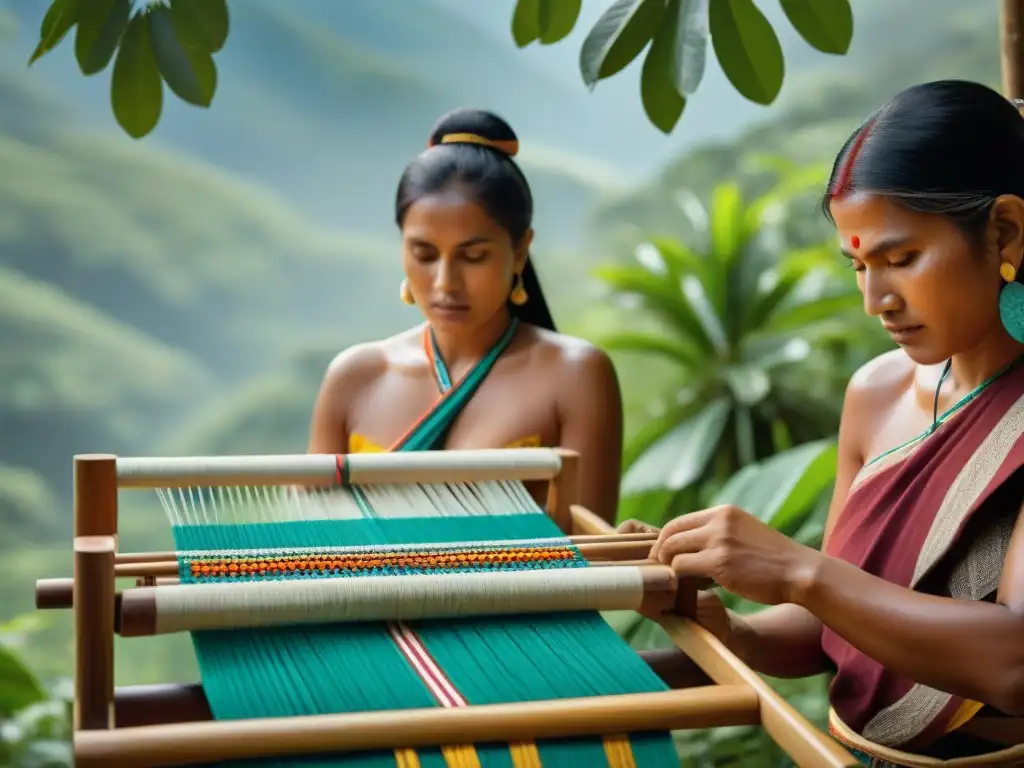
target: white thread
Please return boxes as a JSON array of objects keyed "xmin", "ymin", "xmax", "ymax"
[{"xmin": 150, "ymin": 567, "xmax": 645, "ymax": 635}]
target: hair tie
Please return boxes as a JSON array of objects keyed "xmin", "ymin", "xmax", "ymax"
[{"xmin": 432, "ymin": 132, "xmax": 519, "ymax": 157}]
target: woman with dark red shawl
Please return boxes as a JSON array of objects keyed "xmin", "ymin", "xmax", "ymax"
[{"xmin": 635, "ymin": 80, "xmax": 1024, "ymax": 766}]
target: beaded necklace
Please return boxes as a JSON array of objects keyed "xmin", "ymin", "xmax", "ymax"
[{"xmin": 864, "ymin": 352, "xmax": 1024, "ymax": 467}]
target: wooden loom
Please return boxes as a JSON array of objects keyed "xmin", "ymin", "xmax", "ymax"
[{"xmin": 35, "ymin": 449, "xmax": 860, "ymax": 768}]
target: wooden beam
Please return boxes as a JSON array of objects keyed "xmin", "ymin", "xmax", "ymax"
[{"xmin": 1001, "ymin": 0, "xmax": 1024, "ymax": 99}]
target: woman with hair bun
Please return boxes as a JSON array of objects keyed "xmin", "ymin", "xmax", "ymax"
[
  {"xmin": 307, "ymin": 108, "xmax": 623, "ymax": 523},
  {"xmin": 638, "ymin": 80, "xmax": 1024, "ymax": 766},
  {"xmin": 300, "ymin": 109, "xmax": 680, "ymax": 768}
]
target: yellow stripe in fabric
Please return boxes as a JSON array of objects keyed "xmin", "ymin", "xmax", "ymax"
[
  {"xmin": 509, "ymin": 741, "xmax": 543, "ymax": 768},
  {"xmin": 441, "ymin": 744, "xmax": 482, "ymax": 767},
  {"xmin": 602, "ymin": 734, "xmax": 637, "ymax": 768},
  {"xmin": 394, "ymin": 748, "xmax": 421, "ymax": 768},
  {"xmin": 947, "ymin": 699, "xmax": 986, "ymax": 733}
]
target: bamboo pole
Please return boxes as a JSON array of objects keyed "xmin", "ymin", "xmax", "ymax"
[{"xmin": 1002, "ymin": 0, "xmax": 1024, "ymax": 99}]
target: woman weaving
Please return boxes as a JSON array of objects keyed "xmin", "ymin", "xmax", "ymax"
[
  {"xmin": 638, "ymin": 80, "xmax": 1024, "ymax": 766},
  {"xmin": 293, "ymin": 110, "xmax": 675, "ymax": 768},
  {"xmin": 307, "ymin": 108, "xmax": 622, "ymax": 523}
]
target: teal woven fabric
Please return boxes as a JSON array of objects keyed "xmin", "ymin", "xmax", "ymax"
[
  {"xmin": 175, "ymin": 513, "xmax": 679, "ymax": 767},
  {"xmin": 172, "ymin": 320, "xmax": 679, "ymax": 766}
]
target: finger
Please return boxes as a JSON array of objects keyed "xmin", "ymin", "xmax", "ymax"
[
  {"xmin": 655, "ymin": 528, "xmax": 710, "ymax": 565},
  {"xmin": 649, "ymin": 508, "xmax": 721, "ymax": 560},
  {"xmin": 670, "ymin": 550, "xmax": 718, "ymax": 578}
]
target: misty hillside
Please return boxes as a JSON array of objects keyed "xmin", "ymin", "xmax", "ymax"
[{"xmin": 2, "ymin": 0, "xmax": 632, "ymax": 245}]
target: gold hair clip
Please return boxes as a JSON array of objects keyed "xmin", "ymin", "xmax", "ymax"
[{"xmin": 435, "ymin": 132, "xmax": 519, "ymax": 157}]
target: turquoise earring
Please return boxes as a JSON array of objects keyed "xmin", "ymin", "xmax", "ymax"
[{"xmin": 999, "ymin": 261, "xmax": 1024, "ymax": 343}]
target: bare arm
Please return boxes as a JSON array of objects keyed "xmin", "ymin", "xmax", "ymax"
[
  {"xmin": 715, "ymin": 369, "xmax": 876, "ymax": 678},
  {"xmin": 791, "ymin": 500, "xmax": 1024, "ymax": 714},
  {"xmin": 645, "ymin": 366, "xmax": 881, "ymax": 682},
  {"xmin": 557, "ymin": 346, "xmax": 623, "ymax": 524}
]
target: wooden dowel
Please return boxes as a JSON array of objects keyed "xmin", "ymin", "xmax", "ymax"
[
  {"xmin": 36, "ymin": 553, "xmax": 658, "ymax": 612},
  {"xmin": 114, "ymin": 684, "xmax": 212, "ymax": 727},
  {"xmin": 570, "ymin": 504, "xmax": 616, "ymax": 535},
  {"xmin": 659, "ymin": 616, "xmax": 859, "ymax": 768},
  {"xmin": 546, "ymin": 449, "xmax": 580, "ymax": 534},
  {"xmin": 118, "ymin": 564, "xmax": 682, "ymax": 637},
  {"xmin": 74, "ymin": 535, "xmax": 116, "ymax": 731},
  {"xmin": 1002, "ymin": 0, "xmax": 1024, "ymax": 100},
  {"xmin": 76, "ymin": 686, "xmax": 759, "ymax": 768}
]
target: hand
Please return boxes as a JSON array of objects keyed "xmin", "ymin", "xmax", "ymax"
[
  {"xmin": 649, "ymin": 505, "xmax": 823, "ymax": 606},
  {"xmin": 616, "ymin": 518, "xmax": 660, "ymax": 534}
]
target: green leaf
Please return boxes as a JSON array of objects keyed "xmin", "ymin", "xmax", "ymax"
[
  {"xmin": 639, "ymin": 0, "xmax": 686, "ymax": 134},
  {"xmin": 538, "ymin": 0, "xmax": 581, "ymax": 44},
  {"xmin": 74, "ymin": 0, "xmax": 130, "ymax": 76},
  {"xmin": 621, "ymin": 397, "xmax": 731, "ymax": 495},
  {"xmin": 598, "ymin": 330, "xmax": 703, "ymax": 367},
  {"xmin": 169, "ymin": 0, "xmax": 229, "ymax": 54},
  {"xmin": 780, "ymin": 0, "xmax": 853, "ymax": 55},
  {"xmin": 0, "ymin": 643, "xmax": 46, "ymax": 717},
  {"xmin": 713, "ymin": 439, "xmax": 837, "ymax": 535},
  {"xmin": 511, "ymin": 0, "xmax": 540, "ymax": 47},
  {"xmin": 649, "ymin": 236, "xmax": 707, "ymax": 283},
  {"xmin": 579, "ymin": 0, "xmax": 665, "ymax": 88},
  {"xmin": 709, "ymin": 0, "xmax": 784, "ymax": 105},
  {"xmin": 149, "ymin": 6, "xmax": 217, "ymax": 108},
  {"xmin": 721, "ymin": 364, "xmax": 771, "ymax": 406},
  {"xmin": 28, "ymin": 0, "xmax": 81, "ymax": 65},
  {"xmin": 592, "ymin": 263, "xmax": 716, "ymax": 354},
  {"xmin": 110, "ymin": 10, "xmax": 164, "ymax": 139},
  {"xmin": 669, "ymin": 0, "xmax": 710, "ymax": 95}
]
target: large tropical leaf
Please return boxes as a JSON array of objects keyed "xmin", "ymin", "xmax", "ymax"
[
  {"xmin": 592, "ymin": 263, "xmax": 715, "ymax": 353},
  {"xmin": 598, "ymin": 330, "xmax": 704, "ymax": 368},
  {"xmin": 621, "ymin": 397, "xmax": 731, "ymax": 495},
  {"xmin": 0, "ymin": 642, "xmax": 46, "ymax": 717},
  {"xmin": 713, "ymin": 439, "xmax": 837, "ymax": 535}
]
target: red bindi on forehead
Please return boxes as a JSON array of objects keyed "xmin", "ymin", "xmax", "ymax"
[{"xmin": 850, "ymin": 235, "xmax": 860, "ymax": 249}]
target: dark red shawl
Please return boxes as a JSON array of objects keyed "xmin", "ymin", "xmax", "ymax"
[{"xmin": 822, "ymin": 359, "xmax": 1024, "ymax": 751}]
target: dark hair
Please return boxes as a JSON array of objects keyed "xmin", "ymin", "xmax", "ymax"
[
  {"xmin": 823, "ymin": 79, "xmax": 1024, "ymax": 265},
  {"xmin": 395, "ymin": 108, "xmax": 557, "ymax": 331}
]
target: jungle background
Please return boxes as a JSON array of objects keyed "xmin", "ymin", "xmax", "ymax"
[{"xmin": 0, "ymin": 0, "xmax": 1005, "ymax": 765}]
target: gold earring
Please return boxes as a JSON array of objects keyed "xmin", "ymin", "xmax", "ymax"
[
  {"xmin": 400, "ymin": 279, "xmax": 415, "ymax": 305},
  {"xmin": 510, "ymin": 273, "xmax": 528, "ymax": 306},
  {"xmin": 1000, "ymin": 261, "xmax": 1018, "ymax": 283}
]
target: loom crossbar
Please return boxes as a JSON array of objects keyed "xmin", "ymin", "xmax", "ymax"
[
  {"xmin": 115, "ymin": 448, "xmax": 563, "ymax": 488},
  {"xmin": 74, "ymin": 686, "xmax": 761, "ymax": 768},
  {"xmin": 116, "ymin": 563, "xmax": 679, "ymax": 636}
]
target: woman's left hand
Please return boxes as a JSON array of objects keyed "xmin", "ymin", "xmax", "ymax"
[{"xmin": 649, "ymin": 505, "xmax": 824, "ymax": 606}]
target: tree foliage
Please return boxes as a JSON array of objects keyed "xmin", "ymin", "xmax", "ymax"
[
  {"xmin": 510, "ymin": 0, "xmax": 854, "ymax": 133},
  {"xmin": 596, "ymin": 163, "xmax": 864, "ymax": 524},
  {"xmin": 29, "ymin": 0, "xmax": 226, "ymax": 138},
  {"xmin": 27, "ymin": 0, "xmax": 854, "ymax": 139}
]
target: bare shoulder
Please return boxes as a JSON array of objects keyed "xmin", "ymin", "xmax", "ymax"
[
  {"xmin": 320, "ymin": 327, "xmax": 421, "ymax": 395},
  {"xmin": 838, "ymin": 347, "xmax": 916, "ymax": 465},
  {"xmin": 845, "ymin": 348, "xmax": 916, "ymax": 410},
  {"xmin": 525, "ymin": 325, "xmax": 618, "ymax": 384}
]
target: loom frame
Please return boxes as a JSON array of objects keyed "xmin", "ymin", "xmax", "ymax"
[{"xmin": 43, "ymin": 450, "xmax": 859, "ymax": 768}]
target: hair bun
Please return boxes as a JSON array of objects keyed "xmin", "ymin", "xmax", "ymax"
[{"xmin": 427, "ymin": 108, "xmax": 520, "ymax": 157}]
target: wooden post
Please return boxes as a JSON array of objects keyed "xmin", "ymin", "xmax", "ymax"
[
  {"xmin": 73, "ymin": 454, "xmax": 118, "ymax": 731},
  {"xmin": 1001, "ymin": 0, "xmax": 1024, "ymax": 99},
  {"xmin": 546, "ymin": 449, "xmax": 580, "ymax": 534}
]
